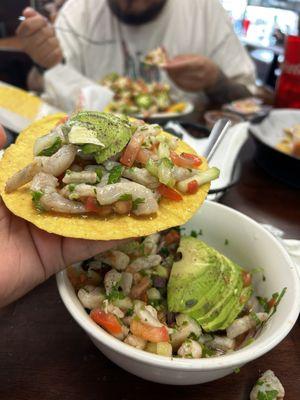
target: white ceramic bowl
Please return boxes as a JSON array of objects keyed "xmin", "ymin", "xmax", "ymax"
[{"xmin": 57, "ymin": 201, "xmax": 300, "ymax": 385}]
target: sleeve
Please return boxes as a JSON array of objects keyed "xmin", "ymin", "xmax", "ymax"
[
  {"xmin": 54, "ymin": 0, "xmax": 87, "ymax": 74},
  {"xmin": 204, "ymin": 0, "xmax": 256, "ymax": 91}
]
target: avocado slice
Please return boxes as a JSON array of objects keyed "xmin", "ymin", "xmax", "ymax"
[
  {"xmin": 66, "ymin": 111, "xmax": 134, "ymax": 163},
  {"xmin": 167, "ymin": 237, "xmax": 252, "ymax": 332}
]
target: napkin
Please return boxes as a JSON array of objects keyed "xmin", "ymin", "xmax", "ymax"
[{"xmin": 43, "ymin": 64, "xmax": 114, "ymax": 113}]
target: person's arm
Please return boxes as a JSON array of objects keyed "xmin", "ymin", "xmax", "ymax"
[
  {"xmin": 164, "ymin": 0, "xmax": 255, "ymax": 103},
  {"xmin": 203, "ymin": 0, "xmax": 256, "ymax": 95},
  {"xmin": 0, "ymin": 125, "xmax": 125, "ymax": 307}
]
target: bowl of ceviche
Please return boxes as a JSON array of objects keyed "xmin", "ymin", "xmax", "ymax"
[{"xmin": 56, "ymin": 201, "xmax": 300, "ymax": 385}]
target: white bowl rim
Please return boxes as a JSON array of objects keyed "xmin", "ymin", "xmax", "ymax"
[{"xmin": 56, "ymin": 200, "xmax": 300, "ymax": 371}]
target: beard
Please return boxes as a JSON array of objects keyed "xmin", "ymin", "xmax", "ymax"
[{"xmin": 107, "ymin": 0, "xmax": 167, "ymax": 25}]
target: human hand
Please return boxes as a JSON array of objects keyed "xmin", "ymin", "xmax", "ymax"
[
  {"xmin": 164, "ymin": 54, "xmax": 220, "ymax": 92},
  {"xmin": 0, "ymin": 126, "xmax": 123, "ymax": 307},
  {"xmin": 16, "ymin": 7, "xmax": 63, "ymax": 69}
]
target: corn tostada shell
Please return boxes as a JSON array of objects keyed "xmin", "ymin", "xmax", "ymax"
[{"xmin": 0, "ymin": 114, "xmax": 210, "ymax": 240}]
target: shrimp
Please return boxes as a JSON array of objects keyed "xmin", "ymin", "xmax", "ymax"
[
  {"xmin": 142, "ymin": 233, "xmax": 160, "ymax": 255},
  {"xmin": 6, "ymin": 159, "xmax": 42, "ymax": 193},
  {"xmin": 96, "ymin": 181, "xmax": 158, "ymax": 216},
  {"xmin": 104, "ymin": 270, "xmax": 122, "ymax": 295},
  {"xmin": 60, "ymin": 184, "xmax": 96, "ymax": 199},
  {"xmin": 226, "ymin": 313, "xmax": 268, "ymax": 339},
  {"xmin": 37, "ymin": 144, "xmax": 77, "ymax": 176},
  {"xmin": 171, "ymin": 166, "xmax": 194, "ymax": 182},
  {"xmin": 177, "ymin": 340, "xmax": 202, "ymax": 359},
  {"xmin": 62, "ymin": 171, "xmax": 97, "ymax": 184},
  {"xmin": 100, "ymin": 250, "xmax": 130, "ymax": 271},
  {"xmin": 31, "ymin": 172, "xmax": 86, "ymax": 214},
  {"xmin": 128, "ymin": 255, "xmax": 161, "ymax": 272},
  {"xmin": 207, "ymin": 335, "xmax": 235, "ymax": 352},
  {"xmin": 124, "ymin": 334, "xmax": 146, "ymax": 350},
  {"xmin": 122, "ymin": 167, "xmax": 159, "ymax": 189},
  {"xmin": 40, "ymin": 192, "xmax": 86, "ymax": 214},
  {"xmin": 77, "ymin": 285, "xmax": 105, "ymax": 310},
  {"xmin": 135, "ymin": 305, "xmax": 163, "ymax": 328},
  {"xmin": 31, "ymin": 172, "xmax": 58, "ymax": 193},
  {"xmin": 5, "ymin": 145, "xmax": 77, "ymax": 193},
  {"xmin": 250, "ymin": 370, "xmax": 285, "ymax": 400},
  {"xmin": 33, "ymin": 126, "xmax": 66, "ymax": 156}
]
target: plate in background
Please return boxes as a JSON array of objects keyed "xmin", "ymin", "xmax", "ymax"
[{"xmin": 249, "ymin": 109, "xmax": 300, "ymax": 188}]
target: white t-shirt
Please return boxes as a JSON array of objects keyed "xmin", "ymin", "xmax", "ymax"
[{"xmin": 55, "ymin": 0, "xmax": 255, "ymax": 98}]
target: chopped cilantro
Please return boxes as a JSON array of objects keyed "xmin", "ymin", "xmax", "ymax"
[
  {"xmin": 118, "ymin": 193, "xmax": 132, "ymax": 202},
  {"xmin": 107, "ymin": 285, "xmax": 124, "ymax": 302},
  {"xmin": 108, "ymin": 165, "xmax": 123, "ymax": 184},
  {"xmin": 198, "ymin": 229, "xmax": 203, "ymax": 236},
  {"xmin": 31, "ymin": 190, "xmax": 44, "ymax": 212},
  {"xmin": 95, "ymin": 168, "xmax": 103, "ymax": 182},
  {"xmin": 191, "ymin": 230, "xmax": 198, "ymax": 238},
  {"xmin": 125, "ymin": 308, "xmax": 134, "ymax": 317},
  {"xmin": 224, "ymin": 239, "xmax": 229, "ymax": 245},
  {"xmin": 160, "ymin": 247, "xmax": 169, "ymax": 257},
  {"xmin": 38, "ymin": 137, "xmax": 62, "ymax": 156},
  {"xmin": 257, "ymin": 296, "xmax": 270, "ymax": 313},
  {"xmin": 234, "ymin": 367, "xmax": 240, "ymax": 374},
  {"xmin": 188, "ymin": 332, "xmax": 199, "ymax": 340},
  {"xmin": 243, "ymin": 337, "xmax": 255, "ymax": 347},
  {"xmin": 149, "ymin": 299, "xmax": 162, "ymax": 308},
  {"xmin": 257, "ymin": 390, "xmax": 279, "ymax": 400},
  {"xmin": 132, "ymin": 197, "xmax": 145, "ymax": 211},
  {"xmin": 250, "ymin": 312, "xmax": 261, "ymax": 325},
  {"xmin": 201, "ymin": 344, "xmax": 215, "ymax": 358},
  {"xmin": 68, "ymin": 184, "xmax": 76, "ymax": 192}
]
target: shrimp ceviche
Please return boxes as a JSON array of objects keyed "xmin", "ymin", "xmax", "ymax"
[
  {"xmin": 69, "ymin": 230, "xmax": 285, "ymax": 358},
  {"xmin": 102, "ymin": 74, "xmax": 186, "ymax": 117},
  {"xmin": 5, "ymin": 111, "xmax": 218, "ymax": 218}
]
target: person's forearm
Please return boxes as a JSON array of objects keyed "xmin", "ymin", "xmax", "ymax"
[
  {"xmin": 205, "ymin": 71, "xmax": 252, "ymax": 105},
  {"xmin": 26, "ymin": 67, "xmax": 45, "ymax": 92}
]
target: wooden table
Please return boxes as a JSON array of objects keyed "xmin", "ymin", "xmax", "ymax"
[{"xmin": 0, "ymin": 137, "xmax": 299, "ymax": 400}]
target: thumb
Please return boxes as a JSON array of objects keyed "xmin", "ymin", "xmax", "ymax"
[
  {"xmin": 23, "ymin": 7, "xmax": 39, "ymax": 18},
  {"xmin": 0, "ymin": 125, "xmax": 7, "ymax": 148}
]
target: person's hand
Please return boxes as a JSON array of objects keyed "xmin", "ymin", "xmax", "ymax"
[
  {"xmin": 16, "ymin": 7, "xmax": 63, "ymax": 69},
  {"xmin": 164, "ymin": 54, "xmax": 220, "ymax": 92},
  {"xmin": 0, "ymin": 126, "xmax": 123, "ymax": 307}
]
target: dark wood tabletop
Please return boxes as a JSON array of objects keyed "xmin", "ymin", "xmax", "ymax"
[{"xmin": 0, "ymin": 136, "xmax": 299, "ymax": 400}]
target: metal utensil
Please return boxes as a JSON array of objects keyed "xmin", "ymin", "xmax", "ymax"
[
  {"xmin": 203, "ymin": 118, "xmax": 232, "ymax": 162},
  {"xmin": 18, "ymin": 16, "xmax": 115, "ymax": 47}
]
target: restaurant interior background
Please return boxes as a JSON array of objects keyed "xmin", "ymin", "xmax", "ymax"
[
  {"xmin": 0, "ymin": 0, "xmax": 300, "ymax": 89},
  {"xmin": 0, "ymin": 2, "xmax": 300, "ymax": 399}
]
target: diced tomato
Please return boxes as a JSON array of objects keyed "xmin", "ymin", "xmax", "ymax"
[
  {"xmin": 90, "ymin": 309, "xmax": 123, "ymax": 335},
  {"xmin": 170, "ymin": 151, "xmax": 202, "ymax": 168},
  {"xmin": 135, "ymin": 148, "xmax": 153, "ymax": 165},
  {"xmin": 130, "ymin": 319, "xmax": 169, "ymax": 343},
  {"xmin": 267, "ymin": 297, "xmax": 277, "ymax": 309},
  {"xmin": 187, "ymin": 180, "xmax": 199, "ymax": 194},
  {"xmin": 164, "ymin": 229, "xmax": 180, "ymax": 245},
  {"xmin": 120, "ymin": 134, "xmax": 144, "ymax": 167},
  {"xmin": 241, "ymin": 271, "xmax": 252, "ymax": 287},
  {"xmin": 56, "ymin": 115, "xmax": 69, "ymax": 126},
  {"xmin": 84, "ymin": 196, "xmax": 100, "ymax": 213},
  {"xmin": 158, "ymin": 184, "xmax": 183, "ymax": 201}
]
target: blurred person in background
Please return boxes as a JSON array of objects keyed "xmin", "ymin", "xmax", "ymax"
[{"xmin": 17, "ymin": 0, "xmax": 256, "ymax": 105}]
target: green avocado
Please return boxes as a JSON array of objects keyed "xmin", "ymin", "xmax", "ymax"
[
  {"xmin": 167, "ymin": 237, "xmax": 253, "ymax": 332},
  {"xmin": 66, "ymin": 111, "xmax": 134, "ymax": 163}
]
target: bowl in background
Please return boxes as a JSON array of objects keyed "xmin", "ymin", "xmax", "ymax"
[
  {"xmin": 57, "ymin": 201, "xmax": 300, "ymax": 385},
  {"xmin": 249, "ymin": 109, "xmax": 300, "ymax": 188}
]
